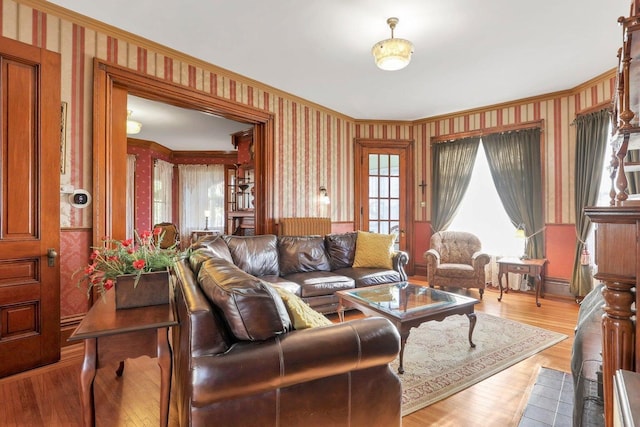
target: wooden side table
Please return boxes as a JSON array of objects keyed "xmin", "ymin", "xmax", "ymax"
[
  {"xmin": 68, "ymin": 290, "xmax": 177, "ymax": 427},
  {"xmin": 497, "ymin": 257, "xmax": 547, "ymax": 307}
]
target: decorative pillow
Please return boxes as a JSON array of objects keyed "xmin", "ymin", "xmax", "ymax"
[
  {"xmin": 198, "ymin": 258, "xmax": 292, "ymax": 341},
  {"xmin": 325, "ymin": 232, "xmax": 357, "ymax": 270},
  {"xmin": 272, "ymin": 286, "xmax": 333, "ymax": 329},
  {"xmin": 278, "ymin": 236, "xmax": 331, "ymax": 276},
  {"xmin": 352, "ymin": 231, "xmax": 395, "ymax": 269}
]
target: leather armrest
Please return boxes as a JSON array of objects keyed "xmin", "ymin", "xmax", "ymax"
[
  {"xmin": 392, "ymin": 250, "xmax": 409, "ymax": 281},
  {"xmin": 190, "ymin": 317, "xmax": 400, "ymax": 406}
]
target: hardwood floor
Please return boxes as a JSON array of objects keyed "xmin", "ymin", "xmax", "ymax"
[{"xmin": 0, "ymin": 280, "xmax": 579, "ymax": 427}]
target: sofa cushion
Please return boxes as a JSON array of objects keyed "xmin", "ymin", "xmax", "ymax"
[
  {"xmin": 334, "ymin": 267, "xmax": 402, "ymax": 288},
  {"xmin": 278, "ymin": 236, "xmax": 331, "ymax": 276},
  {"xmin": 271, "ymin": 286, "xmax": 333, "ymax": 329},
  {"xmin": 188, "ymin": 235, "xmax": 233, "ymax": 275},
  {"xmin": 198, "ymin": 258, "xmax": 292, "ymax": 341},
  {"xmin": 352, "ymin": 231, "xmax": 394, "ymax": 270},
  {"xmin": 224, "ymin": 235, "xmax": 280, "ymax": 277},
  {"xmin": 283, "ymin": 271, "xmax": 355, "ymax": 297},
  {"xmin": 325, "ymin": 232, "xmax": 357, "ymax": 270}
]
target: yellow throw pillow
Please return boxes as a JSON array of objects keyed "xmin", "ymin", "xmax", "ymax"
[
  {"xmin": 272, "ymin": 286, "xmax": 332, "ymax": 329},
  {"xmin": 352, "ymin": 231, "xmax": 394, "ymax": 269}
]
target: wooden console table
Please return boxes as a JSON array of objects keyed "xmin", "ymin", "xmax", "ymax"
[
  {"xmin": 68, "ymin": 290, "xmax": 177, "ymax": 427},
  {"xmin": 497, "ymin": 257, "xmax": 547, "ymax": 307}
]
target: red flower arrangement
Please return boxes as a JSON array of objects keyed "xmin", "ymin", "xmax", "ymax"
[{"xmin": 74, "ymin": 228, "xmax": 184, "ymax": 301}]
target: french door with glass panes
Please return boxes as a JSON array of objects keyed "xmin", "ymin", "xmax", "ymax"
[{"xmin": 355, "ymin": 140, "xmax": 413, "ymax": 272}]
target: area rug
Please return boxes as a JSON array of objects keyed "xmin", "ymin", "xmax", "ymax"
[{"xmin": 394, "ymin": 312, "xmax": 567, "ymax": 416}]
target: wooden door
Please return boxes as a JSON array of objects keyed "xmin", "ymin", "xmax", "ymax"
[
  {"xmin": 355, "ymin": 139, "xmax": 414, "ymax": 273},
  {"xmin": 0, "ymin": 37, "xmax": 61, "ymax": 377}
]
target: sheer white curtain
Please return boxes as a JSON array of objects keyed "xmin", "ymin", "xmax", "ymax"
[
  {"xmin": 126, "ymin": 154, "xmax": 136, "ymax": 239},
  {"xmin": 153, "ymin": 159, "xmax": 174, "ymax": 225},
  {"xmin": 178, "ymin": 164, "xmax": 225, "ymax": 244}
]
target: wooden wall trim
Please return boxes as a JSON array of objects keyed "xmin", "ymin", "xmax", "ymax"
[
  {"xmin": 430, "ymin": 120, "xmax": 545, "ymax": 143},
  {"xmin": 93, "ymin": 58, "xmax": 276, "ymax": 245}
]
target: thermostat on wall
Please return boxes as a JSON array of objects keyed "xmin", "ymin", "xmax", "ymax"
[{"xmin": 69, "ymin": 189, "xmax": 91, "ymax": 208}]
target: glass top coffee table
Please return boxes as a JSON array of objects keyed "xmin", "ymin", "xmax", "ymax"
[{"xmin": 336, "ymin": 282, "xmax": 479, "ymax": 374}]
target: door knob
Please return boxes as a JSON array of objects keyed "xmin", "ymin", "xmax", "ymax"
[{"xmin": 47, "ymin": 248, "xmax": 58, "ymax": 267}]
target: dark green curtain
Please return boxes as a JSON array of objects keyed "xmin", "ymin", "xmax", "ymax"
[
  {"xmin": 431, "ymin": 137, "xmax": 480, "ymax": 232},
  {"xmin": 482, "ymin": 128, "xmax": 544, "ymax": 259},
  {"xmin": 571, "ymin": 109, "xmax": 609, "ymax": 297}
]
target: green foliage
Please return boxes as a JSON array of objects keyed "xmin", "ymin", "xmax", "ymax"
[{"xmin": 74, "ymin": 228, "xmax": 185, "ymax": 301}]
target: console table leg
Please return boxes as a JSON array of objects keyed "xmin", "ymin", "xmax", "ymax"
[
  {"xmin": 498, "ymin": 272, "xmax": 504, "ymax": 302},
  {"xmin": 80, "ymin": 338, "xmax": 97, "ymax": 427},
  {"xmin": 157, "ymin": 327, "xmax": 172, "ymax": 427},
  {"xmin": 466, "ymin": 313, "xmax": 477, "ymax": 348},
  {"xmin": 535, "ymin": 274, "xmax": 542, "ymax": 307}
]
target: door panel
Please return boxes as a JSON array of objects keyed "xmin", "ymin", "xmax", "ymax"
[
  {"xmin": 0, "ymin": 36, "xmax": 61, "ymax": 377},
  {"xmin": 355, "ymin": 139, "xmax": 414, "ymax": 273}
]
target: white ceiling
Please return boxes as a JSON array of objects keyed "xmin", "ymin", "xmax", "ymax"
[
  {"xmin": 49, "ymin": 0, "xmax": 630, "ymax": 148},
  {"xmin": 127, "ymin": 95, "xmax": 252, "ymax": 151}
]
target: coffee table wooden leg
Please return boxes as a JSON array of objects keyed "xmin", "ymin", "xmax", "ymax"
[
  {"xmin": 466, "ymin": 313, "xmax": 477, "ymax": 348},
  {"xmin": 398, "ymin": 330, "xmax": 410, "ymax": 374},
  {"xmin": 157, "ymin": 327, "xmax": 172, "ymax": 427}
]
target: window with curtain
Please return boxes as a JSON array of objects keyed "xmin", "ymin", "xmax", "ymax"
[
  {"xmin": 448, "ymin": 140, "xmax": 522, "ymax": 257},
  {"xmin": 178, "ymin": 164, "xmax": 225, "ymax": 243},
  {"xmin": 126, "ymin": 154, "xmax": 136, "ymax": 239},
  {"xmin": 153, "ymin": 159, "xmax": 174, "ymax": 225}
]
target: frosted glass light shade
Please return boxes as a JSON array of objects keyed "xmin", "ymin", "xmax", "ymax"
[
  {"xmin": 372, "ymin": 37, "xmax": 414, "ymax": 71},
  {"xmin": 126, "ymin": 120, "xmax": 142, "ymax": 135}
]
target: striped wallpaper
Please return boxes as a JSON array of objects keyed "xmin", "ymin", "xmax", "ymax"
[
  {"xmin": 3, "ymin": 0, "xmax": 618, "ymax": 306},
  {"xmin": 3, "ymin": 0, "xmax": 614, "ymax": 229}
]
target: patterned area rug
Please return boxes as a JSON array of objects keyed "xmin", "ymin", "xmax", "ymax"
[{"xmin": 393, "ymin": 312, "xmax": 567, "ymax": 416}]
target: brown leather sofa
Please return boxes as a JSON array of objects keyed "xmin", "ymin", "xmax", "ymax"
[
  {"xmin": 189, "ymin": 233, "xmax": 409, "ymax": 313},
  {"xmin": 172, "ymin": 245, "xmax": 403, "ymax": 426}
]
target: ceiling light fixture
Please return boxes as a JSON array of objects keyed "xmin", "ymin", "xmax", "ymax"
[
  {"xmin": 126, "ymin": 110, "xmax": 142, "ymax": 135},
  {"xmin": 372, "ymin": 17, "xmax": 414, "ymax": 71}
]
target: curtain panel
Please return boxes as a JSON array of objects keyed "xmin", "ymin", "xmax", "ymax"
[
  {"xmin": 571, "ymin": 109, "xmax": 610, "ymax": 297},
  {"xmin": 482, "ymin": 128, "xmax": 544, "ymax": 259},
  {"xmin": 153, "ymin": 159, "xmax": 174, "ymax": 225},
  {"xmin": 430, "ymin": 137, "xmax": 480, "ymax": 232},
  {"xmin": 126, "ymin": 154, "xmax": 136, "ymax": 240},
  {"xmin": 178, "ymin": 164, "xmax": 225, "ymax": 244}
]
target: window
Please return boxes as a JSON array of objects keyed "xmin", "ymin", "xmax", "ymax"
[
  {"xmin": 448, "ymin": 141, "xmax": 523, "ymax": 257},
  {"xmin": 153, "ymin": 159, "xmax": 174, "ymax": 225},
  {"xmin": 178, "ymin": 164, "xmax": 225, "ymax": 241}
]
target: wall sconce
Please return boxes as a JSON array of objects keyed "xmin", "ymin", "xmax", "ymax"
[{"xmin": 319, "ymin": 186, "xmax": 330, "ymax": 205}]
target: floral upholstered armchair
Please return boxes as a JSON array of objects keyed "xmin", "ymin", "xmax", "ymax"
[{"xmin": 424, "ymin": 231, "xmax": 490, "ymax": 299}]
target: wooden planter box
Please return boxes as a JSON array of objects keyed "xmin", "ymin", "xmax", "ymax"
[{"xmin": 115, "ymin": 270, "xmax": 170, "ymax": 310}]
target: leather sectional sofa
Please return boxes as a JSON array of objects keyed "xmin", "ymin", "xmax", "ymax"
[
  {"xmin": 172, "ymin": 232, "xmax": 405, "ymax": 426},
  {"xmin": 188, "ymin": 232, "xmax": 409, "ymax": 313}
]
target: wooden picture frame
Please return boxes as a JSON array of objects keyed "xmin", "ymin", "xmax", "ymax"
[{"xmin": 60, "ymin": 101, "xmax": 67, "ymax": 174}]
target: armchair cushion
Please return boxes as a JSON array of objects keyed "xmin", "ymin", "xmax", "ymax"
[
  {"xmin": 198, "ymin": 258, "xmax": 292, "ymax": 341},
  {"xmin": 352, "ymin": 231, "xmax": 394, "ymax": 270}
]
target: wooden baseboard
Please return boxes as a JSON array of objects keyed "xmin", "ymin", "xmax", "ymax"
[{"xmin": 60, "ymin": 314, "xmax": 84, "ymax": 347}]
